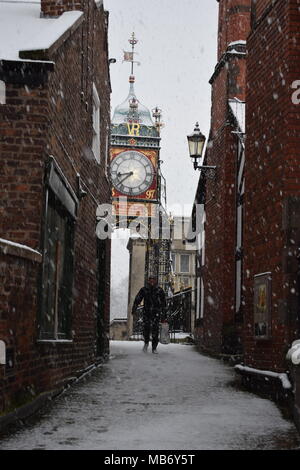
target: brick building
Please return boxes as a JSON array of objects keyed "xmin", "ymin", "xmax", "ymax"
[
  {"xmin": 0, "ymin": 0, "xmax": 111, "ymax": 419},
  {"xmin": 193, "ymin": 0, "xmax": 251, "ymax": 355},
  {"xmin": 242, "ymin": 0, "xmax": 300, "ymax": 373},
  {"xmin": 193, "ymin": 0, "xmax": 300, "ymax": 417}
]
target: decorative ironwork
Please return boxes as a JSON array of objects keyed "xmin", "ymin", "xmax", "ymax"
[
  {"xmin": 145, "ymin": 236, "xmax": 172, "ymax": 295},
  {"xmin": 167, "ymin": 288, "xmax": 192, "ymax": 337},
  {"xmin": 194, "ymin": 165, "xmax": 217, "ymax": 179}
]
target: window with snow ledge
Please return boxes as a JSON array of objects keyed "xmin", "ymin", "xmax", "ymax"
[
  {"xmin": 92, "ymin": 83, "xmax": 101, "ymax": 163},
  {"xmin": 0, "ymin": 81, "xmax": 6, "ymax": 105}
]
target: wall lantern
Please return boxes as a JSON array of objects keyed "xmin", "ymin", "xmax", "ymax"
[{"xmin": 187, "ymin": 122, "xmax": 216, "ymax": 178}]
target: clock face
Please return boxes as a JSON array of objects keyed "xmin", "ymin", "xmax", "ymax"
[{"xmin": 110, "ymin": 150, "xmax": 155, "ymax": 196}]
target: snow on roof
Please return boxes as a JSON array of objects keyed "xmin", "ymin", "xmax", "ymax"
[
  {"xmin": 228, "ymin": 40, "xmax": 247, "ymax": 47},
  {"xmin": 228, "ymin": 98, "xmax": 246, "ymax": 134},
  {"xmin": 227, "ymin": 49, "xmax": 246, "ymax": 56},
  {"xmin": 0, "ymin": 0, "xmax": 83, "ymax": 61}
]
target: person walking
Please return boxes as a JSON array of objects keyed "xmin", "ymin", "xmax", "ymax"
[{"xmin": 132, "ymin": 276, "xmax": 167, "ymax": 354}]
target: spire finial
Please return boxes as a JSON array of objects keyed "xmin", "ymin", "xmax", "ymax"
[
  {"xmin": 129, "ymin": 32, "xmax": 138, "ymax": 75},
  {"xmin": 129, "ymin": 32, "xmax": 138, "ymax": 48},
  {"xmin": 123, "ymin": 32, "xmax": 140, "ymax": 78},
  {"xmin": 152, "ymin": 107, "xmax": 164, "ymax": 135}
]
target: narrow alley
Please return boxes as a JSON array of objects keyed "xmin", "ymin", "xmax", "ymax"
[{"xmin": 0, "ymin": 341, "xmax": 299, "ymax": 451}]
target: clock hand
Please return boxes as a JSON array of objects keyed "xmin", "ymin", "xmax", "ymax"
[
  {"xmin": 117, "ymin": 171, "xmax": 133, "ymax": 178},
  {"xmin": 118, "ymin": 171, "xmax": 134, "ymax": 185}
]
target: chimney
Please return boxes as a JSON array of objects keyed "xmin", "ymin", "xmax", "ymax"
[
  {"xmin": 217, "ymin": 0, "xmax": 251, "ymax": 59},
  {"xmin": 41, "ymin": 0, "xmax": 83, "ymax": 17}
]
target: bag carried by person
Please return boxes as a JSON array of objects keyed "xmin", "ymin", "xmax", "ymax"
[{"xmin": 159, "ymin": 322, "xmax": 170, "ymax": 344}]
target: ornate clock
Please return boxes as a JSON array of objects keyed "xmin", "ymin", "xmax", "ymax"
[{"xmin": 110, "ymin": 150, "xmax": 155, "ymax": 197}]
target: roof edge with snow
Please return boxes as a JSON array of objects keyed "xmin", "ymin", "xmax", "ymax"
[
  {"xmin": 19, "ymin": 10, "xmax": 84, "ymax": 61},
  {"xmin": 0, "ymin": 238, "xmax": 42, "ymax": 263},
  {"xmin": 209, "ymin": 41, "xmax": 247, "ymax": 85}
]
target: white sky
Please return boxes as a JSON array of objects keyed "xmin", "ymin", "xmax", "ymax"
[
  {"xmin": 106, "ymin": 0, "xmax": 219, "ymax": 316},
  {"xmin": 106, "ymin": 0, "xmax": 218, "ymax": 209}
]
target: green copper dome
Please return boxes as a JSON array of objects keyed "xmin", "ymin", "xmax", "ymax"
[{"xmin": 112, "ymin": 76, "xmax": 155, "ymax": 128}]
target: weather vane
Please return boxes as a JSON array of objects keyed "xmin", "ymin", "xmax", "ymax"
[{"xmin": 123, "ymin": 32, "xmax": 141, "ymax": 77}]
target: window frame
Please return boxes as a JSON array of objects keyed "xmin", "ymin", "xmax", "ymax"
[
  {"xmin": 171, "ymin": 253, "xmax": 176, "ymax": 272},
  {"xmin": 180, "ymin": 253, "xmax": 190, "ymax": 273},
  {"xmin": 0, "ymin": 80, "xmax": 6, "ymax": 104},
  {"xmin": 39, "ymin": 158, "xmax": 78, "ymax": 341}
]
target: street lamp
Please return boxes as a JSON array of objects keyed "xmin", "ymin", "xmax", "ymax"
[{"xmin": 187, "ymin": 122, "xmax": 216, "ymax": 178}]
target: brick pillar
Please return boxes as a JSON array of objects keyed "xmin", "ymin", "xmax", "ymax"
[
  {"xmin": 41, "ymin": 0, "xmax": 83, "ymax": 17},
  {"xmin": 217, "ymin": 0, "xmax": 251, "ymax": 59},
  {"xmin": 212, "ymin": 0, "xmax": 251, "ymax": 134}
]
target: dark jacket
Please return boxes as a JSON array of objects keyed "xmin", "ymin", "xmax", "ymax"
[{"xmin": 132, "ymin": 284, "xmax": 166, "ymax": 319}]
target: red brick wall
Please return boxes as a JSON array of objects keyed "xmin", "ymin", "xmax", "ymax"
[
  {"xmin": 0, "ymin": 83, "xmax": 48, "ymax": 248},
  {"xmin": 251, "ymin": 0, "xmax": 274, "ymax": 25},
  {"xmin": 210, "ymin": 56, "xmax": 247, "ymax": 136},
  {"xmin": 0, "ymin": 2, "xmax": 111, "ymax": 413},
  {"xmin": 0, "ymin": 244, "xmax": 42, "ymax": 411},
  {"xmin": 210, "ymin": 66, "xmax": 228, "ymax": 135},
  {"xmin": 218, "ymin": 0, "xmax": 251, "ymax": 58},
  {"xmin": 211, "ymin": 0, "xmax": 250, "ymax": 135},
  {"xmin": 42, "ymin": 1, "xmax": 111, "ymax": 382},
  {"xmin": 198, "ymin": 0, "xmax": 250, "ymax": 354},
  {"xmin": 43, "ymin": 4, "xmax": 111, "ymax": 366},
  {"xmin": 286, "ymin": 0, "xmax": 300, "ymax": 193},
  {"xmin": 243, "ymin": 0, "xmax": 300, "ymax": 371},
  {"xmin": 203, "ymin": 127, "xmax": 239, "ymax": 353}
]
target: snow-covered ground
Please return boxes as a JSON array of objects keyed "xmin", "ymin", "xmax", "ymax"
[{"xmin": 0, "ymin": 341, "xmax": 299, "ymax": 450}]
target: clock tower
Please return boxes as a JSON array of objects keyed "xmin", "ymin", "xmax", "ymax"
[
  {"xmin": 110, "ymin": 34, "xmax": 161, "ymax": 222},
  {"xmin": 110, "ymin": 34, "xmax": 170, "ymax": 338},
  {"xmin": 109, "ymin": 33, "xmax": 160, "ymax": 221}
]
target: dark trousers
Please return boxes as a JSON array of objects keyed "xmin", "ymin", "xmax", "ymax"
[{"xmin": 143, "ymin": 314, "xmax": 160, "ymax": 350}]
